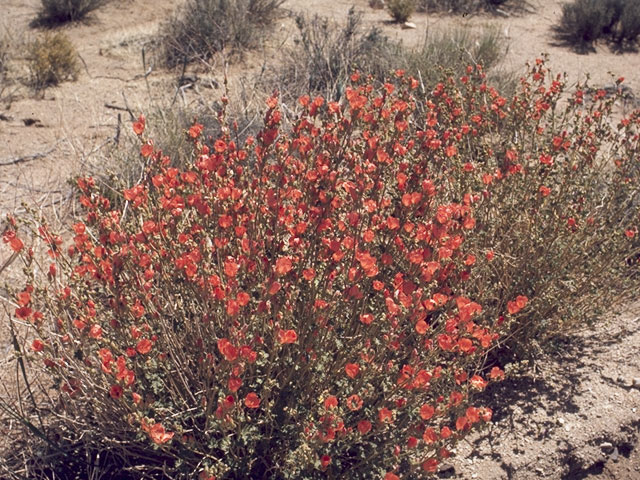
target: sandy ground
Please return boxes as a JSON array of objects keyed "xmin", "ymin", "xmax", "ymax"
[{"xmin": 1, "ymin": 0, "xmax": 639, "ymax": 478}]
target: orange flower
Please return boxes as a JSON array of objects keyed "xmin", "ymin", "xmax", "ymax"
[
  {"xmin": 149, "ymin": 423, "xmax": 174, "ymax": 445},
  {"xmin": 346, "ymin": 394, "xmax": 363, "ymax": 411},
  {"xmin": 422, "ymin": 458, "xmax": 439, "ymax": 473},
  {"xmin": 423, "ymin": 427, "xmax": 437, "ymax": 444},
  {"xmin": 360, "ymin": 313, "xmax": 374, "ymax": 325},
  {"xmin": 277, "ymin": 329, "xmax": 297, "ymax": 344},
  {"xmin": 31, "ymin": 339, "xmax": 44, "ymax": 352},
  {"xmin": 456, "ymin": 416, "xmax": 468, "ymax": 431},
  {"xmin": 140, "ymin": 142, "xmax": 153, "ymax": 158},
  {"xmin": 109, "ymin": 385, "xmax": 123, "ymax": 399},
  {"xmin": 457, "ymin": 338, "xmax": 474, "ymax": 353},
  {"xmin": 132, "ymin": 115, "xmax": 145, "ymax": 135},
  {"xmin": 378, "ymin": 407, "xmax": 393, "ymax": 423},
  {"xmin": 228, "ymin": 377, "xmax": 242, "ymax": 393},
  {"xmin": 2, "ymin": 230, "xmax": 24, "ymax": 252},
  {"xmin": 490, "ymin": 366, "xmax": 505, "ymax": 380},
  {"xmin": 244, "ymin": 392, "xmax": 260, "ymax": 409},
  {"xmin": 324, "ymin": 395, "xmax": 338, "ymax": 409},
  {"xmin": 419, "ymin": 404, "xmax": 435, "ymax": 420},
  {"xmin": 357, "ymin": 419, "xmax": 372, "ymax": 434},
  {"xmin": 224, "ymin": 257, "xmax": 239, "ymax": 278},
  {"xmin": 136, "ymin": 338, "xmax": 152, "ymax": 355},
  {"xmin": 507, "ymin": 295, "xmax": 528, "ymax": 314},
  {"xmin": 539, "ymin": 185, "xmax": 551, "ymax": 197},
  {"xmin": 188, "ymin": 123, "xmax": 203, "ymax": 139},
  {"xmin": 275, "ymin": 256, "xmax": 293, "ymax": 276},
  {"xmin": 385, "ymin": 473, "xmax": 400, "ymax": 480},
  {"xmin": 415, "ymin": 320, "xmax": 428, "ymax": 335},
  {"xmin": 345, "ymin": 363, "xmax": 360, "ymax": 379},
  {"xmin": 217, "ymin": 339, "xmax": 238, "ymax": 362}
]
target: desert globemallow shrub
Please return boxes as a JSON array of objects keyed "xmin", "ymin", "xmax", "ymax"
[
  {"xmin": 3, "ymin": 61, "xmax": 640, "ymax": 478},
  {"xmin": 5, "ymin": 78, "xmax": 513, "ymax": 479}
]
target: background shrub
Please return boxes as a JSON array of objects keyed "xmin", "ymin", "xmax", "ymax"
[
  {"xmin": 159, "ymin": 0, "xmax": 285, "ymax": 68},
  {"xmin": 555, "ymin": 0, "xmax": 640, "ymax": 50},
  {"xmin": 416, "ymin": 0, "xmax": 522, "ymax": 14},
  {"xmin": 27, "ymin": 33, "xmax": 79, "ymax": 91},
  {"xmin": 37, "ymin": 0, "xmax": 109, "ymax": 24},
  {"xmin": 0, "ymin": 30, "xmax": 9, "ymax": 97},
  {"xmin": 271, "ymin": 10, "xmax": 512, "ymax": 103},
  {"xmin": 269, "ymin": 10, "xmax": 399, "ymax": 102},
  {"xmin": 387, "ymin": 0, "xmax": 416, "ymax": 22}
]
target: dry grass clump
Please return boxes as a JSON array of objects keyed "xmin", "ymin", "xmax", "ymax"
[
  {"xmin": 158, "ymin": 0, "xmax": 285, "ymax": 68},
  {"xmin": 387, "ymin": 0, "xmax": 416, "ymax": 22},
  {"xmin": 26, "ymin": 32, "xmax": 79, "ymax": 91}
]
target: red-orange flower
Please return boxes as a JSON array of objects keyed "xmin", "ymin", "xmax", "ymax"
[
  {"xmin": 419, "ymin": 404, "xmax": 435, "ymax": 420},
  {"xmin": 324, "ymin": 395, "xmax": 338, "ymax": 409},
  {"xmin": 422, "ymin": 458, "xmax": 439, "ymax": 473},
  {"xmin": 275, "ymin": 256, "xmax": 293, "ymax": 276},
  {"xmin": 357, "ymin": 419, "xmax": 372, "ymax": 434},
  {"xmin": 149, "ymin": 423, "xmax": 174, "ymax": 444},
  {"xmin": 507, "ymin": 295, "xmax": 528, "ymax": 314},
  {"xmin": 31, "ymin": 339, "xmax": 44, "ymax": 352},
  {"xmin": 378, "ymin": 407, "xmax": 393, "ymax": 423},
  {"xmin": 360, "ymin": 313, "xmax": 374, "ymax": 325},
  {"xmin": 346, "ymin": 394, "xmax": 363, "ymax": 411},
  {"xmin": 345, "ymin": 363, "xmax": 360, "ymax": 378},
  {"xmin": 217, "ymin": 338, "xmax": 238, "ymax": 362},
  {"xmin": 244, "ymin": 392, "xmax": 260, "ymax": 409},
  {"xmin": 132, "ymin": 115, "xmax": 145, "ymax": 135},
  {"xmin": 109, "ymin": 384, "xmax": 124, "ymax": 399},
  {"xmin": 2, "ymin": 230, "xmax": 24, "ymax": 252},
  {"xmin": 277, "ymin": 329, "xmax": 297, "ymax": 344},
  {"xmin": 136, "ymin": 338, "xmax": 152, "ymax": 355}
]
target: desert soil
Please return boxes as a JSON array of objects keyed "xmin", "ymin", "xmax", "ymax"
[{"xmin": 1, "ymin": 0, "xmax": 639, "ymax": 478}]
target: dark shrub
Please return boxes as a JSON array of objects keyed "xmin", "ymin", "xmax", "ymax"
[
  {"xmin": 159, "ymin": 0, "xmax": 285, "ymax": 68},
  {"xmin": 37, "ymin": 0, "xmax": 109, "ymax": 24}
]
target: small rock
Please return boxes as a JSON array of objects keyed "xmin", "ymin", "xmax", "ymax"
[
  {"xmin": 438, "ymin": 464, "xmax": 455, "ymax": 478},
  {"xmin": 403, "ymin": 22, "xmax": 417, "ymax": 29},
  {"xmin": 557, "ymin": 418, "xmax": 565, "ymax": 426},
  {"xmin": 612, "ymin": 447, "xmax": 619, "ymax": 461},
  {"xmin": 632, "ymin": 377, "xmax": 640, "ymax": 389},
  {"xmin": 22, "ymin": 118, "xmax": 41, "ymax": 127},
  {"xmin": 535, "ymin": 467, "xmax": 545, "ymax": 475},
  {"xmin": 600, "ymin": 442, "xmax": 615, "ymax": 454}
]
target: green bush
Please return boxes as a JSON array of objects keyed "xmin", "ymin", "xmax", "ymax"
[
  {"xmin": 159, "ymin": 0, "xmax": 285, "ymax": 68},
  {"xmin": 387, "ymin": 0, "xmax": 416, "ymax": 22},
  {"xmin": 37, "ymin": 0, "xmax": 109, "ymax": 24},
  {"xmin": 26, "ymin": 33, "xmax": 79, "ymax": 91}
]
